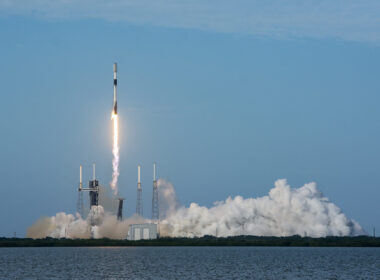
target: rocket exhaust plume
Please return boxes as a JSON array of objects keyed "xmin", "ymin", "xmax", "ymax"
[
  {"xmin": 110, "ymin": 63, "xmax": 119, "ymax": 195},
  {"xmin": 158, "ymin": 179, "xmax": 365, "ymax": 238},
  {"xmin": 111, "ymin": 113, "xmax": 119, "ymax": 195}
]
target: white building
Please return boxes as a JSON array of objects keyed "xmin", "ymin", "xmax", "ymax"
[{"xmin": 127, "ymin": 223, "xmax": 158, "ymax": 240}]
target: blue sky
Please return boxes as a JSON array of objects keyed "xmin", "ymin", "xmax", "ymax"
[{"xmin": 1, "ymin": 1, "xmax": 380, "ymax": 236}]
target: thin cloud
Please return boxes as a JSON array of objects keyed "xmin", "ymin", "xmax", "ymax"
[{"xmin": 1, "ymin": 0, "xmax": 380, "ymax": 43}]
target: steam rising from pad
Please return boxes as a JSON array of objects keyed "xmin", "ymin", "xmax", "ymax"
[
  {"xmin": 159, "ymin": 179, "xmax": 364, "ymax": 237},
  {"xmin": 27, "ymin": 178, "xmax": 364, "ymax": 238}
]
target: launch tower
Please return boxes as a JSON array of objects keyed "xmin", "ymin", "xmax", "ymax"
[{"xmin": 76, "ymin": 164, "xmax": 100, "ymax": 217}]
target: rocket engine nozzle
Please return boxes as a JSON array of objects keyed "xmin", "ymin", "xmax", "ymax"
[{"xmin": 113, "ymin": 103, "xmax": 118, "ymax": 115}]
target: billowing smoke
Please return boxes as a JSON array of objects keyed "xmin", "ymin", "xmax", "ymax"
[
  {"xmin": 27, "ymin": 206, "xmax": 147, "ymax": 239},
  {"xmin": 27, "ymin": 179, "xmax": 365, "ymax": 239},
  {"xmin": 159, "ymin": 179, "xmax": 365, "ymax": 237},
  {"xmin": 157, "ymin": 179, "xmax": 180, "ymax": 218}
]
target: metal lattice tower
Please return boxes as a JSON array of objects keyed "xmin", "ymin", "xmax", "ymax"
[
  {"xmin": 88, "ymin": 164, "xmax": 99, "ymax": 227},
  {"xmin": 152, "ymin": 163, "xmax": 159, "ymax": 221},
  {"xmin": 136, "ymin": 165, "xmax": 143, "ymax": 216},
  {"xmin": 90, "ymin": 164, "xmax": 99, "ymax": 207},
  {"xmin": 76, "ymin": 165, "xmax": 85, "ymax": 218}
]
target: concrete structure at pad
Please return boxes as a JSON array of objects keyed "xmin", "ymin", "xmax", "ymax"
[{"xmin": 128, "ymin": 223, "xmax": 158, "ymax": 240}]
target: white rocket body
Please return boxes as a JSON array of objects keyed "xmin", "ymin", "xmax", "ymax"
[{"xmin": 113, "ymin": 63, "xmax": 118, "ymax": 114}]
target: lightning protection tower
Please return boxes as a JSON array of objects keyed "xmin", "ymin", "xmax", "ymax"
[
  {"xmin": 76, "ymin": 165, "xmax": 84, "ymax": 218},
  {"xmin": 151, "ymin": 162, "xmax": 159, "ymax": 221},
  {"xmin": 136, "ymin": 165, "xmax": 143, "ymax": 216}
]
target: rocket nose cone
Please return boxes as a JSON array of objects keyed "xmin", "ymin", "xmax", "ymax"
[{"xmin": 113, "ymin": 63, "xmax": 117, "ymax": 73}]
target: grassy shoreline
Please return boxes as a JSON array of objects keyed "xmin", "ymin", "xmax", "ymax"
[{"xmin": 1, "ymin": 236, "xmax": 380, "ymax": 247}]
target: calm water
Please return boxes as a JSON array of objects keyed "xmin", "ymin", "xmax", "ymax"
[{"xmin": 0, "ymin": 247, "xmax": 379, "ymax": 279}]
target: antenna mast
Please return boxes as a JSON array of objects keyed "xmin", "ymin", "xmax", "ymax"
[
  {"xmin": 136, "ymin": 165, "xmax": 143, "ymax": 216},
  {"xmin": 152, "ymin": 163, "xmax": 159, "ymax": 221},
  {"xmin": 76, "ymin": 165, "xmax": 84, "ymax": 218}
]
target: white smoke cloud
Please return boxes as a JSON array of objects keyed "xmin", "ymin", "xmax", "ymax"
[
  {"xmin": 157, "ymin": 178, "xmax": 180, "ymax": 218},
  {"xmin": 159, "ymin": 179, "xmax": 365, "ymax": 237},
  {"xmin": 27, "ymin": 179, "xmax": 365, "ymax": 239},
  {"xmin": 27, "ymin": 206, "xmax": 147, "ymax": 239}
]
